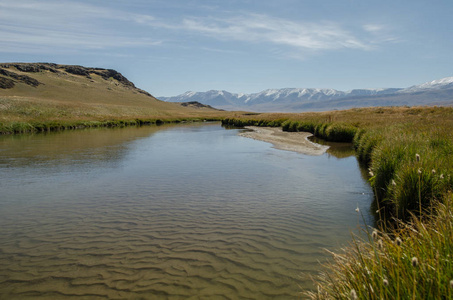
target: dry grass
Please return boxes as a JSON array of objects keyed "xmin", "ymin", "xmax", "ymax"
[
  {"xmin": 225, "ymin": 106, "xmax": 453, "ymax": 130},
  {"xmin": 0, "ymin": 65, "xmax": 231, "ymax": 133}
]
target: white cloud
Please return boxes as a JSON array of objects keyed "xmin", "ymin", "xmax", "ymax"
[
  {"xmin": 363, "ymin": 23, "xmax": 400, "ymax": 44},
  {"xmin": 0, "ymin": 0, "xmax": 161, "ymax": 53},
  {"xmin": 363, "ymin": 24, "xmax": 385, "ymax": 33},
  {"xmin": 0, "ymin": 0, "xmax": 395, "ymax": 57},
  {"xmin": 180, "ymin": 14, "xmax": 372, "ymax": 52}
]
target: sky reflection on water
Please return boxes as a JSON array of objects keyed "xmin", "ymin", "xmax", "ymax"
[{"xmin": 0, "ymin": 123, "xmax": 373, "ymax": 299}]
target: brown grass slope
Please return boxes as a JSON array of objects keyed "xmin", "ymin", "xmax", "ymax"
[{"xmin": 0, "ymin": 63, "xmax": 226, "ymax": 125}]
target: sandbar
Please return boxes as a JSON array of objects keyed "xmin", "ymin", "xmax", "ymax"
[{"xmin": 238, "ymin": 126, "xmax": 329, "ymax": 156}]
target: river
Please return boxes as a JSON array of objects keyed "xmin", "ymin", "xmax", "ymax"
[{"xmin": 0, "ymin": 123, "xmax": 373, "ymax": 299}]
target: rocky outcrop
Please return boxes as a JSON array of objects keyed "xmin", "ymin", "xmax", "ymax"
[
  {"xmin": 64, "ymin": 65, "xmax": 91, "ymax": 77},
  {"xmin": 93, "ymin": 69, "xmax": 135, "ymax": 87},
  {"xmin": 180, "ymin": 101, "xmax": 220, "ymax": 110},
  {"xmin": 0, "ymin": 67, "xmax": 42, "ymax": 88},
  {"xmin": 61, "ymin": 65, "xmax": 141, "ymax": 90},
  {"xmin": 0, "ymin": 63, "xmax": 58, "ymax": 73},
  {"xmin": 0, "ymin": 77, "xmax": 15, "ymax": 89}
]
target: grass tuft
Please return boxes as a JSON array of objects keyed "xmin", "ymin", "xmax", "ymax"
[{"xmin": 306, "ymin": 193, "xmax": 453, "ymax": 299}]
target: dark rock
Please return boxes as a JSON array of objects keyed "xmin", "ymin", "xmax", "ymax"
[
  {"xmin": 16, "ymin": 64, "xmax": 40, "ymax": 72},
  {"xmin": 0, "ymin": 63, "xmax": 58, "ymax": 73},
  {"xmin": 92, "ymin": 69, "xmax": 135, "ymax": 87},
  {"xmin": 137, "ymin": 89, "xmax": 153, "ymax": 97},
  {"xmin": 0, "ymin": 68, "xmax": 41, "ymax": 87},
  {"xmin": 0, "ymin": 77, "xmax": 15, "ymax": 89},
  {"xmin": 65, "ymin": 65, "xmax": 91, "ymax": 78},
  {"xmin": 180, "ymin": 101, "xmax": 218, "ymax": 109}
]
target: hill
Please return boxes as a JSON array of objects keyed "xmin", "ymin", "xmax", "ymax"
[
  {"xmin": 160, "ymin": 77, "xmax": 453, "ymax": 112},
  {"xmin": 0, "ymin": 63, "xmax": 223, "ymax": 127}
]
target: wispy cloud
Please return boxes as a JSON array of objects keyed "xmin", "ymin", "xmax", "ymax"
[
  {"xmin": 180, "ymin": 14, "xmax": 373, "ymax": 52},
  {"xmin": 0, "ymin": 24, "xmax": 160, "ymax": 50},
  {"xmin": 0, "ymin": 0, "xmax": 161, "ymax": 53},
  {"xmin": 363, "ymin": 23, "xmax": 400, "ymax": 44},
  {"xmin": 0, "ymin": 0, "xmax": 396, "ymax": 57},
  {"xmin": 363, "ymin": 24, "xmax": 385, "ymax": 33}
]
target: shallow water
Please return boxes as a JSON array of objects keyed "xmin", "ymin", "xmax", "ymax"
[{"xmin": 0, "ymin": 123, "xmax": 373, "ymax": 299}]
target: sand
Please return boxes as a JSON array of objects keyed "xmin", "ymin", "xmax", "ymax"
[{"xmin": 238, "ymin": 126, "xmax": 329, "ymax": 156}]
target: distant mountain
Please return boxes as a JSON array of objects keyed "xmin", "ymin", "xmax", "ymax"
[
  {"xmin": 398, "ymin": 77, "xmax": 453, "ymax": 93},
  {"xmin": 160, "ymin": 77, "xmax": 453, "ymax": 112}
]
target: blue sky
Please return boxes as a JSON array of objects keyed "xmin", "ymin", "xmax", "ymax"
[{"xmin": 1, "ymin": 0, "xmax": 452, "ymax": 97}]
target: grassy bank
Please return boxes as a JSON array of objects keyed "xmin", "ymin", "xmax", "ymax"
[
  {"xmin": 0, "ymin": 97, "xmax": 228, "ymax": 134},
  {"xmin": 0, "ymin": 117, "xmax": 225, "ymax": 134},
  {"xmin": 222, "ymin": 106, "xmax": 453, "ymax": 299}
]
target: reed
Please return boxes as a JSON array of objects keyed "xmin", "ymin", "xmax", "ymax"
[
  {"xmin": 222, "ymin": 117, "xmax": 284, "ymax": 128},
  {"xmin": 0, "ymin": 117, "xmax": 224, "ymax": 134},
  {"xmin": 367, "ymin": 125, "xmax": 453, "ymax": 220},
  {"xmin": 305, "ymin": 193, "xmax": 453, "ymax": 300}
]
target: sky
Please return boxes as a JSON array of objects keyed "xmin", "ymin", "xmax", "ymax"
[{"xmin": 1, "ymin": 0, "xmax": 452, "ymax": 97}]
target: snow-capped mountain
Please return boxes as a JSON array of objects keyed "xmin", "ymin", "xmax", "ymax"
[
  {"xmin": 164, "ymin": 90, "xmax": 246, "ymax": 107},
  {"xmin": 243, "ymin": 88, "xmax": 344, "ymax": 104},
  {"xmin": 398, "ymin": 77, "xmax": 453, "ymax": 93},
  {"xmin": 159, "ymin": 77, "xmax": 453, "ymax": 112},
  {"xmin": 161, "ymin": 88, "xmax": 401, "ymax": 107}
]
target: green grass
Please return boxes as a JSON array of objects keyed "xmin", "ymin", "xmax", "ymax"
[
  {"xmin": 305, "ymin": 193, "xmax": 453, "ymax": 300},
  {"xmin": 367, "ymin": 124, "xmax": 453, "ymax": 221},
  {"xmin": 0, "ymin": 117, "xmax": 223, "ymax": 134}
]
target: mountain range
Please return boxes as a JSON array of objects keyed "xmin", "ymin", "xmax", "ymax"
[{"xmin": 160, "ymin": 77, "xmax": 453, "ymax": 112}]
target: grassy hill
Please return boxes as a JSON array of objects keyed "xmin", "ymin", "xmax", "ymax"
[{"xmin": 0, "ymin": 63, "xmax": 226, "ymax": 133}]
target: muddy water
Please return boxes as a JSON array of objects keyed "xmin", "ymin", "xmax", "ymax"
[{"xmin": 0, "ymin": 123, "xmax": 373, "ymax": 299}]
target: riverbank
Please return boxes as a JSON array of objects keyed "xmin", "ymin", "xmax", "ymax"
[
  {"xmin": 0, "ymin": 116, "xmax": 225, "ymax": 135},
  {"xmin": 239, "ymin": 126, "xmax": 329, "ymax": 155}
]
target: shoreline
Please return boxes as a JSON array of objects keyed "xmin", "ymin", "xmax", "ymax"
[
  {"xmin": 0, "ymin": 118, "xmax": 223, "ymax": 135},
  {"xmin": 238, "ymin": 126, "xmax": 329, "ymax": 156}
]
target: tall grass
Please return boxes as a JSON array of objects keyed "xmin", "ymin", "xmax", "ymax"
[
  {"xmin": 368, "ymin": 125, "xmax": 453, "ymax": 220},
  {"xmin": 222, "ymin": 117, "xmax": 284, "ymax": 128},
  {"xmin": 306, "ymin": 193, "xmax": 453, "ymax": 299},
  {"xmin": 0, "ymin": 118, "xmax": 223, "ymax": 134}
]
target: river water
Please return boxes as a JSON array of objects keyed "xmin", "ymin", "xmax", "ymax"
[{"xmin": 0, "ymin": 123, "xmax": 373, "ymax": 299}]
